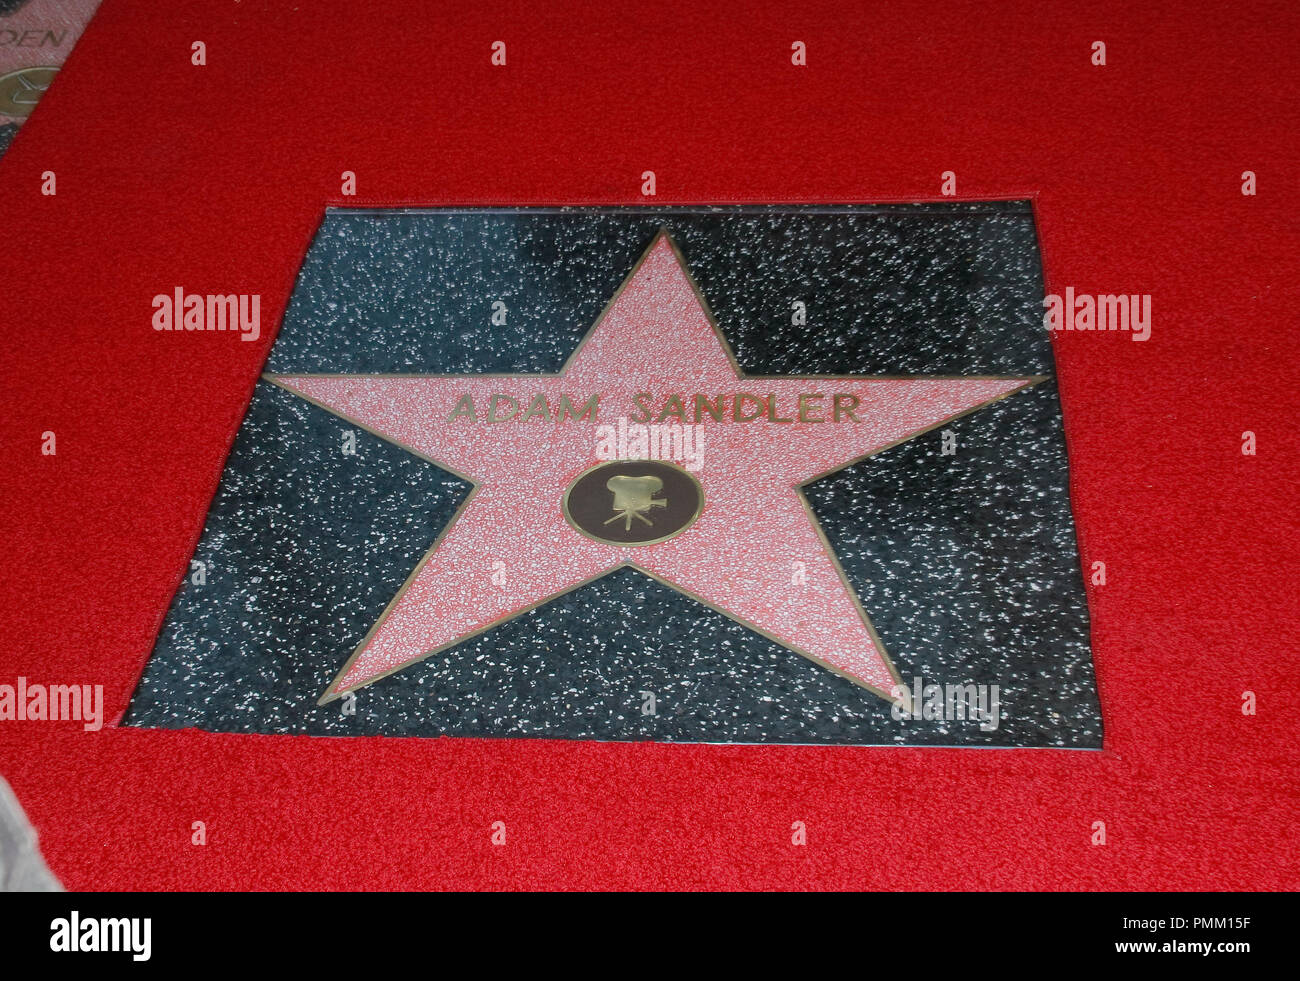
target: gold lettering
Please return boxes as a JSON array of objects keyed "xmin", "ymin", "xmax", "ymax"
[
  {"xmin": 767, "ymin": 393, "xmax": 794, "ymax": 424},
  {"xmin": 447, "ymin": 394, "xmax": 477, "ymax": 422},
  {"xmin": 734, "ymin": 393, "xmax": 766, "ymax": 422},
  {"xmin": 559, "ymin": 394, "xmax": 599, "ymax": 422},
  {"xmin": 630, "ymin": 393, "xmax": 654, "ymax": 423},
  {"xmin": 657, "ymin": 395, "xmax": 687, "ymax": 424},
  {"xmin": 488, "ymin": 394, "xmax": 519, "ymax": 423},
  {"xmin": 832, "ymin": 393, "xmax": 862, "ymax": 423},
  {"xmin": 797, "ymin": 393, "xmax": 825, "ymax": 423},
  {"xmin": 693, "ymin": 394, "xmax": 725, "ymax": 423},
  {"xmin": 521, "ymin": 394, "xmax": 552, "ymax": 422}
]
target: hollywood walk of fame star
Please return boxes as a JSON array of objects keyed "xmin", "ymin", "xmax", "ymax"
[{"xmin": 268, "ymin": 231, "xmax": 1040, "ymax": 705}]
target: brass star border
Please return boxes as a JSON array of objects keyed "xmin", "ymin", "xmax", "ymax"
[{"xmin": 266, "ymin": 231, "xmax": 1043, "ymax": 705}]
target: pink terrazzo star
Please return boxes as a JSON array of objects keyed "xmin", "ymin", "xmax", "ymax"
[{"xmin": 270, "ymin": 232, "xmax": 1038, "ymax": 704}]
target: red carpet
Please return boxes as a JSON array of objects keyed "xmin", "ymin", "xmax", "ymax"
[{"xmin": 0, "ymin": 0, "xmax": 1295, "ymax": 889}]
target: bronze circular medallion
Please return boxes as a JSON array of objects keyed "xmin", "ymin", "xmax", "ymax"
[
  {"xmin": 563, "ymin": 459, "xmax": 704, "ymax": 547},
  {"xmin": 0, "ymin": 67, "xmax": 57, "ymax": 119}
]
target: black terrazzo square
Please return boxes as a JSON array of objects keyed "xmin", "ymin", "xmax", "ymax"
[{"xmin": 124, "ymin": 205, "xmax": 1100, "ymax": 747}]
